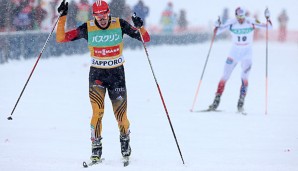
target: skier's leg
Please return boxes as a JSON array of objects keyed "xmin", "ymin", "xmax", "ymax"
[
  {"xmin": 109, "ymin": 90, "xmax": 130, "ymax": 135},
  {"xmin": 89, "ymin": 83, "xmax": 106, "ymax": 140},
  {"xmin": 108, "ymin": 78, "xmax": 130, "ymax": 135},
  {"xmin": 107, "ymin": 67, "xmax": 131, "ymax": 157},
  {"xmin": 89, "ymin": 75, "xmax": 106, "ymax": 161},
  {"xmin": 109, "ymin": 86, "xmax": 131, "ymax": 157},
  {"xmin": 217, "ymin": 57, "xmax": 238, "ymax": 94},
  {"xmin": 209, "ymin": 57, "xmax": 237, "ymax": 110},
  {"xmin": 238, "ymin": 58, "xmax": 252, "ymax": 111}
]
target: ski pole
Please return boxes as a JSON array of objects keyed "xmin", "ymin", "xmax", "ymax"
[
  {"xmin": 138, "ymin": 29, "xmax": 185, "ymax": 165},
  {"xmin": 7, "ymin": 14, "xmax": 62, "ymax": 120},
  {"xmin": 190, "ymin": 27, "xmax": 218, "ymax": 112},
  {"xmin": 265, "ymin": 11, "xmax": 269, "ymax": 115}
]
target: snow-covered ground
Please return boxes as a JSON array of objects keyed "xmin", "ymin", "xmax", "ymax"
[{"xmin": 0, "ymin": 39, "xmax": 297, "ymax": 170}]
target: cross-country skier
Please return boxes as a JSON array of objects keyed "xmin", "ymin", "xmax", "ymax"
[
  {"xmin": 208, "ymin": 7, "xmax": 272, "ymax": 112},
  {"xmin": 56, "ymin": 0, "xmax": 150, "ymax": 164}
]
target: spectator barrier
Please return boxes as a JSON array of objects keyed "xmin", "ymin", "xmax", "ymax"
[{"xmin": 0, "ymin": 31, "xmax": 210, "ymax": 64}]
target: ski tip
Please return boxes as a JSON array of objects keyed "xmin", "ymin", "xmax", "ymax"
[
  {"xmin": 236, "ymin": 111, "xmax": 247, "ymax": 115},
  {"xmin": 241, "ymin": 112, "xmax": 248, "ymax": 115},
  {"xmin": 82, "ymin": 158, "xmax": 105, "ymax": 168},
  {"xmin": 82, "ymin": 161, "xmax": 88, "ymax": 168}
]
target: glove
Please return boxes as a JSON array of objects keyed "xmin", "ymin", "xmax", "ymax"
[
  {"xmin": 264, "ymin": 8, "xmax": 270, "ymax": 19},
  {"xmin": 214, "ymin": 17, "xmax": 221, "ymax": 27},
  {"xmin": 132, "ymin": 12, "xmax": 144, "ymax": 28},
  {"xmin": 58, "ymin": 0, "xmax": 68, "ymax": 16}
]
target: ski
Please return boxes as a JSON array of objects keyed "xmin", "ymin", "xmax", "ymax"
[
  {"xmin": 123, "ymin": 156, "xmax": 129, "ymax": 167},
  {"xmin": 82, "ymin": 157, "xmax": 129, "ymax": 168},
  {"xmin": 236, "ymin": 111, "xmax": 247, "ymax": 115},
  {"xmin": 194, "ymin": 109, "xmax": 248, "ymax": 115},
  {"xmin": 194, "ymin": 109, "xmax": 223, "ymax": 112},
  {"xmin": 82, "ymin": 158, "xmax": 105, "ymax": 168},
  {"xmin": 237, "ymin": 107, "xmax": 247, "ymax": 115}
]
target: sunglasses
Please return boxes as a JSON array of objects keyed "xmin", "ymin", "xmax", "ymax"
[
  {"xmin": 93, "ymin": 12, "xmax": 109, "ymax": 18},
  {"xmin": 236, "ymin": 15, "xmax": 245, "ymax": 19}
]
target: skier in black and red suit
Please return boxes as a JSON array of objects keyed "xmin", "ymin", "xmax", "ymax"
[{"xmin": 56, "ymin": 0, "xmax": 150, "ymax": 163}]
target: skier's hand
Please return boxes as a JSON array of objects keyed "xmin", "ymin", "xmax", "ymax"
[
  {"xmin": 214, "ymin": 17, "xmax": 221, "ymax": 28},
  {"xmin": 264, "ymin": 8, "xmax": 270, "ymax": 20},
  {"xmin": 58, "ymin": 0, "xmax": 68, "ymax": 16},
  {"xmin": 132, "ymin": 12, "xmax": 144, "ymax": 28}
]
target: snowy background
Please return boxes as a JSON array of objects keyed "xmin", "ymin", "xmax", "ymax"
[
  {"xmin": 40, "ymin": 0, "xmax": 298, "ymax": 30},
  {"xmin": 1, "ymin": 0, "xmax": 298, "ymax": 171},
  {"xmin": 124, "ymin": 0, "xmax": 298, "ymax": 30}
]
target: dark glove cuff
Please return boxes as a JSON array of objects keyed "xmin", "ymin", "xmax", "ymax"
[
  {"xmin": 134, "ymin": 23, "xmax": 143, "ymax": 28},
  {"xmin": 60, "ymin": 11, "xmax": 67, "ymax": 17}
]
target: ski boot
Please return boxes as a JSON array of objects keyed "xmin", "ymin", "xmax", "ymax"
[
  {"xmin": 120, "ymin": 134, "xmax": 131, "ymax": 166},
  {"xmin": 237, "ymin": 95, "xmax": 245, "ymax": 112},
  {"xmin": 90, "ymin": 137, "xmax": 102, "ymax": 162},
  {"xmin": 208, "ymin": 94, "xmax": 221, "ymax": 111},
  {"xmin": 120, "ymin": 134, "xmax": 131, "ymax": 157}
]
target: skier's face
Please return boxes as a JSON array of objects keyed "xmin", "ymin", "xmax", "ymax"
[
  {"xmin": 93, "ymin": 12, "xmax": 110, "ymax": 27},
  {"xmin": 236, "ymin": 15, "xmax": 245, "ymax": 24}
]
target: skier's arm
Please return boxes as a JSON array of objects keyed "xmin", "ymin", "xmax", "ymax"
[
  {"xmin": 56, "ymin": 16, "xmax": 88, "ymax": 42},
  {"xmin": 251, "ymin": 18, "xmax": 273, "ymax": 30},
  {"xmin": 56, "ymin": 0, "xmax": 87, "ymax": 43},
  {"xmin": 216, "ymin": 24, "xmax": 230, "ymax": 35},
  {"xmin": 215, "ymin": 18, "xmax": 236, "ymax": 35},
  {"xmin": 56, "ymin": 15, "xmax": 78, "ymax": 42},
  {"xmin": 253, "ymin": 20, "xmax": 272, "ymax": 29},
  {"xmin": 119, "ymin": 18, "xmax": 150, "ymax": 42},
  {"xmin": 252, "ymin": 8, "xmax": 273, "ymax": 30}
]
